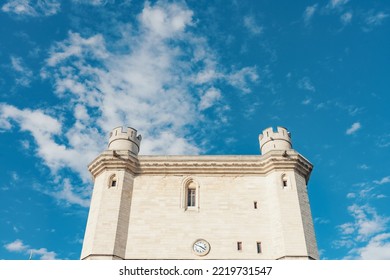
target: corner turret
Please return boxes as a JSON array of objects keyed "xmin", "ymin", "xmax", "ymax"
[
  {"xmin": 108, "ymin": 126, "xmax": 142, "ymax": 156},
  {"xmin": 259, "ymin": 126, "xmax": 292, "ymax": 155}
]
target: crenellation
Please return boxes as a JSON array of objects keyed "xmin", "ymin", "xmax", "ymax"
[
  {"xmin": 259, "ymin": 126, "xmax": 292, "ymax": 155},
  {"xmin": 108, "ymin": 126, "xmax": 142, "ymax": 155}
]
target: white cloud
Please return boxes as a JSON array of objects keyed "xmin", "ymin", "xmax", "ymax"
[
  {"xmin": 243, "ymin": 15, "xmax": 263, "ymax": 35},
  {"xmin": 226, "ymin": 67, "xmax": 259, "ymax": 93},
  {"xmin": 348, "ymin": 204, "xmax": 388, "ymax": 241},
  {"xmin": 42, "ymin": 1, "xmax": 258, "ymax": 150},
  {"xmin": 303, "ymin": 4, "xmax": 318, "ymax": 25},
  {"xmin": 302, "ymin": 97, "xmax": 312, "ymax": 105},
  {"xmin": 336, "ymin": 203, "xmax": 390, "ymax": 259},
  {"xmin": 314, "ymin": 217, "xmax": 330, "ymax": 224},
  {"xmin": 358, "ymin": 164, "xmax": 369, "ymax": 170},
  {"xmin": 365, "ymin": 11, "xmax": 389, "ymax": 27},
  {"xmin": 199, "ymin": 87, "xmax": 222, "ymax": 111},
  {"xmin": 140, "ymin": 1, "xmax": 193, "ymax": 38},
  {"xmin": 2, "ymin": 0, "xmax": 36, "ymax": 16},
  {"xmin": 374, "ymin": 176, "xmax": 390, "ymax": 185},
  {"xmin": 50, "ymin": 179, "xmax": 90, "ymax": 207},
  {"xmin": 327, "ymin": 0, "xmax": 349, "ymax": 10},
  {"xmin": 72, "ymin": 0, "xmax": 112, "ymax": 6},
  {"xmin": 298, "ymin": 77, "xmax": 315, "ymax": 92},
  {"xmin": 346, "ymin": 192, "xmax": 356, "ymax": 199},
  {"xmin": 340, "ymin": 12, "xmax": 353, "ymax": 25},
  {"xmin": 346, "ymin": 122, "xmax": 361, "ymax": 135},
  {"xmin": 1, "ymin": 0, "xmax": 60, "ymax": 17},
  {"xmin": 4, "ymin": 239, "xmax": 57, "ymax": 260},
  {"xmin": 4, "ymin": 239, "xmax": 28, "ymax": 252},
  {"xmin": 0, "ymin": 104, "xmax": 101, "ymax": 181},
  {"xmin": 338, "ymin": 222, "xmax": 355, "ymax": 235},
  {"xmin": 352, "ymin": 233, "xmax": 390, "ymax": 260},
  {"xmin": 360, "ymin": 234, "xmax": 390, "ymax": 259},
  {"xmin": 2, "ymin": 1, "xmax": 259, "ymax": 206},
  {"xmin": 10, "ymin": 56, "xmax": 33, "ymax": 87}
]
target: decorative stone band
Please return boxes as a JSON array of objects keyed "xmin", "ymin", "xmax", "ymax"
[{"xmin": 88, "ymin": 150, "xmax": 313, "ymax": 184}]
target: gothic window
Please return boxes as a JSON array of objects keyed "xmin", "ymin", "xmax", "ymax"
[
  {"xmin": 182, "ymin": 177, "xmax": 199, "ymax": 211},
  {"xmin": 109, "ymin": 174, "xmax": 117, "ymax": 188},
  {"xmin": 281, "ymin": 174, "xmax": 289, "ymax": 189}
]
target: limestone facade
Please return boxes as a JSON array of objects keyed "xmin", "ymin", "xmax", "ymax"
[{"xmin": 80, "ymin": 126, "xmax": 319, "ymax": 260}]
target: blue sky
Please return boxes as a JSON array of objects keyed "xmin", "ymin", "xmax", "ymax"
[{"xmin": 0, "ymin": 0, "xmax": 389, "ymax": 260}]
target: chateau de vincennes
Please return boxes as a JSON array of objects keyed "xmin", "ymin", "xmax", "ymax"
[{"xmin": 80, "ymin": 126, "xmax": 319, "ymax": 260}]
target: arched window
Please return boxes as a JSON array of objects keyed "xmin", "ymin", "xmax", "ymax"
[
  {"xmin": 281, "ymin": 174, "xmax": 289, "ymax": 189},
  {"xmin": 182, "ymin": 177, "xmax": 199, "ymax": 211},
  {"xmin": 108, "ymin": 174, "xmax": 117, "ymax": 188}
]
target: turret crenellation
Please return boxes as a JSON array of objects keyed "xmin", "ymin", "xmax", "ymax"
[
  {"xmin": 259, "ymin": 126, "xmax": 292, "ymax": 155},
  {"xmin": 108, "ymin": 126, "xmax": 142, "ymax": 155}
]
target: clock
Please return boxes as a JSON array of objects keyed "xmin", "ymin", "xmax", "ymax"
[{"xmin": 192, "ymin": 239, "xmax": 210, "ymax": 256}]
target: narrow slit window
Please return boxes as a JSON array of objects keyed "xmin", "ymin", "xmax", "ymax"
[
  {"xmin": 109, "ymin": 174, "xmax": 117, "ymax": 188},
  {"xmin": 257, "ymin": 242, "xmax": 262, "ymax": 254},
  {"xmin": 254, "ymin": 201, "xmax": 258, "ymax": 209},
  {"xmin": 282, "ymin": 175, "xmax": 288, "ymax": 188},
  {"xmin": 187, "ymin": 188, "xmax": 196, "ymax": 207},
  {"xmin": 237, "ymin": 242, "xmax": 242, "ymax": 251}
]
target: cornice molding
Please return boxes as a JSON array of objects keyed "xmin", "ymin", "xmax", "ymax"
[{"xmin": 88, "ymin": 150, "xmax": 313, "ymax": 182}]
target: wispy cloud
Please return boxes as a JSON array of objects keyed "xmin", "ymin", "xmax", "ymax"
[
  {"xmin": 302, "ymin": 97, "xmax": 312, "ymax": 105},
  {"xmin": 340, "ymin": 11, "xmax": 353, "ymax": 25},
  {"xmin": 374, "ymin": 176, "xmax": 390, "ymax": 185},
  {"xmin": 358, "ymin": 164, "xmax": 370, "ymax": 170},
  {"xmin": 0, "ymin": 104, "xmax": 101, "ymax": 181},
  {"xmin": 335, "ymin": 203, "xmax": 390, "ymax": 259},
  {"xmin": 326, "ymin": 0, "xmax": 349, "ymax": 10},
  {"xmin": 1, "ymin": 0, "xmax": 60, "ymax": 17},
  {"xmin": 243, "ymin": 15, "xmax": 263, "ymax": 35},
  {"xmin": 72, "ymin": 0, "xmax": 112, "ymax": 6},
  {"xmin": 1, "ymin": 1, "xmax": 259, "ymax": 206},
  {"xmin": 303, "ymin": 4, "xmax": 318, "ymax": 25},
  {"xmin": 315, "ymin": 217, "xmax": 330, "ymax": 224},
  {"xmin": 199, "ymin": 87, "xmax": 222, "ymax": 111},
  {"xmin": 345, "ymin": 204, "xmax": 388, "ymax": 239},
  {"xmin": 365, "ymin": 11, "xmax": 389, "ymax": 27},
  {"xmin": 356, "ymin": 233, "xmax": 390, "ymax": 259},
  {"xmin": 10, "ymin": 56, "xmax": 33, "ymax": 87},
  {"xmin": 346, "ymin": 122, "xmax": 361, "ymax": 135},
  {"xmin": 4, "ymin": 239, "xmax": 57, "ymax": 260},
  {"xmin": 298, "ymin": 77, "xmax": 315, "ymax": 92}
]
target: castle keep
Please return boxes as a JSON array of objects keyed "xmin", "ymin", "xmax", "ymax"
[{"xmin": 81, "ymin": 126, "xmax": 319, "ymax": 260}]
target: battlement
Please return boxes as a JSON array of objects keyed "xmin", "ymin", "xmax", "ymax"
[
  {"xmin": 108, "ymin": 126, "xmax": 142, "ymax": 155},
  {"xmin": 259, "ymin": 126, "xmax": 292, "ymax": 155}
]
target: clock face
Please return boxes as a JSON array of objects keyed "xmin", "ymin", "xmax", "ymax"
[{"xmin": 192, "ymin": 239, "xmax": 210, "ymax": 256}]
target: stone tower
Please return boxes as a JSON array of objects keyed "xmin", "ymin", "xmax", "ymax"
[
  {"xmin": 81, "ymin": 126, "xmax": 318, "ymax": 260},
  {"xmin": 81, "ymin": 127, "xmax": 142, "ymax": 260},
  {"xmin": 259, "ymin": 126, "xmax": 292, "ymax": 154},
  {"xmin": 258, "ymin": 126, "xmax": 318, "ymax": 259}
]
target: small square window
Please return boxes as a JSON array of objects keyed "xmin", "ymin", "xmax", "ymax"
[{"xmin": 111, "ymin": 180, "xmax": 117, "ymax": 187}]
